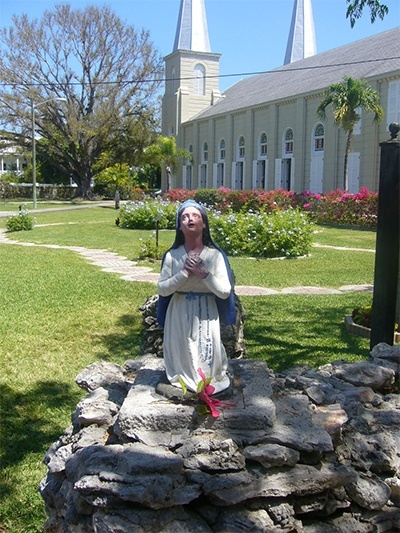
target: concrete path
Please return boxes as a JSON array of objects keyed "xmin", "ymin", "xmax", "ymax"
[
  {"xmin": 0, "ymin": 201, "xmax": 115, "ymax": 218},
  {"xmin": 0, "ymin": 228, "xmax": 373, "ymax": 296}
]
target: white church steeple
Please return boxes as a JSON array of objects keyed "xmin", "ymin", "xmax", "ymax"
[
  {"xmin": 162, "ymin": 0, "xmax": 221, "ymax": 188},
  {"xmin": 173, "ymin": 0, "xmax": 211, "ymax": 52},
  {"xmin": 284, "ymin": 0, "xmax": 317, "ymax": 64}
]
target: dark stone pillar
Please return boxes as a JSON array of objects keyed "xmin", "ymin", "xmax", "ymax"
[{"xmin": 370, "ymin": 123, "xmax": 400, "ymax": 349}]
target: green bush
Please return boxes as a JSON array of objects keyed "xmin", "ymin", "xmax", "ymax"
[
  {"xmin": 118, "ymin": 200, "xmax": 313, "ymax": 258},
  {"xmin": 119, "ymin": 199, "xmax": 177, "ymax": 230},
  {"xmin": 6, "ymin": 208, "xmax": 35, "ymax": 232},
  {"xmin": 138, "ymin": 233, "xmax": 168, "ymax": 260},
  {"xmin": 193, "ymin": 188, "xmax": 223, "ymax": 207},
  {"xmin": 210, "ymin": 208, "xmax": 313, "ymax": 257}
]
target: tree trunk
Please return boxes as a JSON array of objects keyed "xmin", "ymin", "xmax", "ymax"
[
  {"xmin": 76, "ymin": 175, "xmax": 93, "ymax": 199},
  {"xmin": 165, "ymin": 166, "xmax": 171, "ymax": 191},
  {"xmin": 343, "ymin": 129, "xmax": 353, "ymax": 191}
]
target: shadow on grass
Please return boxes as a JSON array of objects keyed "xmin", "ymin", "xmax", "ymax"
[
  {"xmin": 0, "ymin": 380, "xmax": 81, "ymax": 498},
  {"xmin": 243, "ymin": 297, "xmax": 370, "ymax": 373},
  {"xmin": 92, "ymin": 313, "xmax": 145, "ymax": 362}
]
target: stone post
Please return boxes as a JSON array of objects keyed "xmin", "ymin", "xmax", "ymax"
[{"xmin": 370, "ymin": 123, "xmax": 400, "ymax": 349}]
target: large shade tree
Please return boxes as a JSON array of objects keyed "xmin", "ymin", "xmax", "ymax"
[
  {"xmin": 317, "ymin": 76, "xmax": 383, "ymax": 191},
  {"xmin": 0, "ymin": 4, "xmax": 163, "ymax": 198}
]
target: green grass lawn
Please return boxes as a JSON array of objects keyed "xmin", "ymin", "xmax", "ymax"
[{"xmin": 0, "ymin": 206, "xmax": 376, "ymax": 532}]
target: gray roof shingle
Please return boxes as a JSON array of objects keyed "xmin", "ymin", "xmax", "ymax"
[{"xmin": 186, "ymin": 27, "xmax": 400, "ymax": 122}]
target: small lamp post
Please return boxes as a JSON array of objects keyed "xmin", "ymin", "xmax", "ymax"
[{"xmin": 31, "ymin": 97, "xmax": 66, "ymax": 209}]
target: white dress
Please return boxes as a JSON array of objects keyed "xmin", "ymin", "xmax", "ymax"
[{"xmin": 158, "ymin": 245, "xmax": 231, "ymax": 394}]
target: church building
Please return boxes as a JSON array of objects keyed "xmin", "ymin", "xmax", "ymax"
[{"xmin": 162, "ymin": 0, "xmax": 400, "ymax": 193}]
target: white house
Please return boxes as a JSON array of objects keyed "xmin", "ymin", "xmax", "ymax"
[{"xmin": 0, "ymin": 139, "xmax": 29, "ymax": 176}]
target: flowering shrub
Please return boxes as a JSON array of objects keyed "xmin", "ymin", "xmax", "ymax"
[
  {"xmin": 129, "ymin": 187, "xmax": 146, "ymax": 201},
  {"xmin": 118, "ymin": 186, "xmax": 377, "ymax": 255},
  {"xmin": 352, "ymin": 305, "xmax": 373, "ymax": 328},
  {"xmin": 163, "ymin": 189, "xmax": 194, "ymax": 203},
  {"xmin": 157, "ymin": 187, "xmax": 379, "ymax": 227},
  {"xmin": 210, "ymin": 208, "xmax": 313, "ymax": 258},
  {"xmin": 119, "ymin": 199, "xmax": 312, "ymax": 258},
  {"xmin": 351, "ymin": 305, "xmax": 400, "ymax": 332},
  {"xmin": 118, "ymin": 199, "xmax": 177, "ymax": 230},
  {"xmin": 159, "ymin": 187, "xmax": 377, "ymax": 227},
  {"xmin": 168, "ymin": 187, "xmax": 378, "ymax": 228},
  {"xmin": 297, "ymin": 187, "xmax": 378, "ymax": 228},
  {"xmin": 6, "ymin": 207, "xmax": 35, "ymax": 232}
]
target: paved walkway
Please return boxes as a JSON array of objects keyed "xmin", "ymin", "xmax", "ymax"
[
  {"xmin": 0, "ymin": 227, "xmax": 373, "ymax": 296},
  {"xmin": 0, "ymin": 201, "xmax": 115, "ymax": 218}
]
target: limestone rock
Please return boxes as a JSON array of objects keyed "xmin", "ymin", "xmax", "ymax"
[
  {"xmin": 371, "ymin": 342, "xmax": 400, "ymax": 362},
  {"xmin": 40, "ymin": 353, "xmax": 400, "ymax": 532},
  {"xmin": 73, "ymin": 388, "xmax": 119, "ymax": 428},
  {"xmin": 243, "ymin": 443, "xmax": 300, "ymax": 468},
  {"xmin": 176, "ymin": 433, "xmax": 246, "ymax": 471},
  {"xmin": 330, "ymin": 360, "xmax": 395, "ymax": 391},
  {"xmin": 75, "ymin": 361, "xmax": 127, "ymax": 394},
  {"xmin": 346, "ymin": 473, "xmax": 392, "ymax": 510}
]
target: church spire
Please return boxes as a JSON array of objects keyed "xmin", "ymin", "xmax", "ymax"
[
  {"xmin": 173, "ymin": 0, "xmax": 211, "ymax": 53},
  {"xmin": 284, "ymin": 0, "xmax": 317, "ymax": 65}
]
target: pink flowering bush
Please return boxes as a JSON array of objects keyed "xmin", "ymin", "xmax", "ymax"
[
  {"xmin": 297, "ymin": 187, "xmax": 378, "ymax": 227},
  {"xmin": 210, "ymin": 187, "xmax": 377, "ymax": 228},
  {"xmin": 163, "ymin": 188, "xmax": 194, "ymax": 203},
  {"xmin": 119, "ymin": 187, "xmax": 378, "ymax": 234}
]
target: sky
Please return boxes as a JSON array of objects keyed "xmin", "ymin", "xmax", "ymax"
[{"xmin": 0, "ymin": 0, "xmax": 399, "ymax": 92}]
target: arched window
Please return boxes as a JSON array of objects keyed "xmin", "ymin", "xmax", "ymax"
[
  {"xmin": 259, "ymin": 132, "xmax": 267, "ymax": 157},
  {"xmin": 202, "ymin": 142, "xmax": 208, "ymax": 163},
  {"xmin": 193, "ymin": 64, "xmax": 205, "ymax": 95},
  {"xmin": 237, "ymin": 136, "xmax": 245, "ymax": 160},
  {"xmin": 312, "ymin": 123, "xmax": 325, "ymax": 154},
  {"xmin": 283, "ymin": 128, "xmax": 294, "ymax": 156},
  {"xmin": 219, "ymin": 139, "xmax": 225, "ymax": 161}
]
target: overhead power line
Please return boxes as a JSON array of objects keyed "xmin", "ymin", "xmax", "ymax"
[{"xmin": 0, "ymin": 56, "xmax": 398, "ymax": 88}]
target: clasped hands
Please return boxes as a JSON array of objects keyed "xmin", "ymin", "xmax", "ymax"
[{"xmin": 184, "ymin": 255, "xmax": 209, "ymax": 279}]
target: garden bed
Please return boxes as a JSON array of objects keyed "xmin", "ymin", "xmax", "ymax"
[{"xmin": 344, "ymin": 315, "xmax": 400, "ymax": 343}]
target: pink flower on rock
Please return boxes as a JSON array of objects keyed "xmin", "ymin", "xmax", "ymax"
[{"xmin": 196, "ymin": 368, "xmax": 234, "ymax": 418}]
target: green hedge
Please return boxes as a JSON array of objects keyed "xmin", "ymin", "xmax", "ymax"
[{"xmin": 118, "ymin": 199, "xmax": 313, "ymax": 258}]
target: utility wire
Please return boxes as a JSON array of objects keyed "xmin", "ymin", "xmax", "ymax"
[{"xmin": 0, "ymin": 56, "xmax": 398, "ymax": 88}]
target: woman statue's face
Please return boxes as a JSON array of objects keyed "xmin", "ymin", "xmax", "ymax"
[{"xmin": 179, "ymin": 207, "xmax": 205, "ymax": 237}]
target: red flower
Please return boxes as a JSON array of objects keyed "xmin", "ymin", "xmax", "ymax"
[{"xmin": 196, "ymin": 368, "xmax": 234, "ymax": 418}]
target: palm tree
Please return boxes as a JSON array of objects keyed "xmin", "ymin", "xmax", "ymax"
[
  {"xmin": 317, "ymin": 76, "xmax": 383, "ymax": 190},
  {"xmin": 145, "ymin": 136, "xmax": 191, "ymax": 190}
]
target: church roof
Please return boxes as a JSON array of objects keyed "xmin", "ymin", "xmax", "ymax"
[
  {"xmin": 186, "ymin": 27, "xmax": 400, "ymax": 123},
  {"xmin": 173, "ymin": 0, "xmax": 211, "ymax": 53}
]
